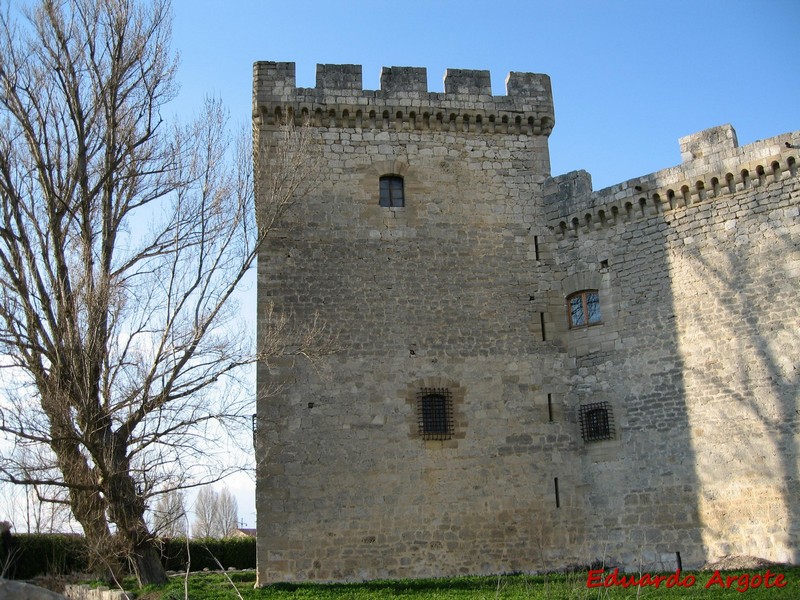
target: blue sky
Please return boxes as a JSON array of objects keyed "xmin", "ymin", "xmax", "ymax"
[
  {"xmin": 166, "ymin": 0, "xmax": 800, "ymax": 528},
  {"xmin": 172, "ymin": 0, "xmax": 800, "ymax": 190}
]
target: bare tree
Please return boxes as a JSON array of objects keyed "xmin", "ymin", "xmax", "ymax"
[
  {"xmin": 191, "ymin": 486, "xmax": 238, "ymax": 539},
  {"xmin": 191, "ymin": 486, "xmax": 219, "ymax": 539},
  {"xmin": 0, "ymin": 0, "xmax": 320, "ymax": 586},
  {"xmin": 217, "ymin": 488, "xmax": 238, "ymax": 538},
  {"xmin": 151, "ymin": 489, "xmax": 187, "ymax": 539}
]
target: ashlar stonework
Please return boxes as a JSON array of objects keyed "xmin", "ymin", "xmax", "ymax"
[{"xmin": 253, "ymin": 61, "xmax": 800, "ymax": 584}]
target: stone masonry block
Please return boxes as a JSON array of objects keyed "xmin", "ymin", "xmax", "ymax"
[
  {"xmin": 443, "ymin": 68, "xmax": 491, "ymax": 95},
  {"xmin": 317, "ymin": 63, "xmax": 362, "ymax": 91},
  {"xmin": 679, "ymin": 124, "xmax": 738, "ymax": 163},
  {"xmin": 380, "ymin": 66, "xmax": 427, "ymax": 94},
  {"xmin": 506, "ymin": 72, "xmax": 552, "ymax": 99},
  {"xmin": 253, "ymin": 61, "xmax": 296, "ymax": 102}
]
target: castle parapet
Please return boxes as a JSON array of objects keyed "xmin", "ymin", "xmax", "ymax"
[
  {"xmin": 679, "ymin": 124, "xmax": 738, "ymax": 163},
  {"xmin": 316, "ymin": 63, "xmax": 363, "ymax": 92},
  {"xmin": 506, "ymin": 72, "xmax": 552, "ymax": 98},
  {"xmin": 253, "ymin": 61, "xmax": 554, "ymax": 136},
  {"xmin": 443, "ymin": 69, "xmax": 491, "ymax": 96},
  {"xmin": 380, "ymin": 66, "xmax": 427, "ymax": 94},
  {"xmin": 546, "ymin": 125, "xmax": 800, "ymax": 236}
]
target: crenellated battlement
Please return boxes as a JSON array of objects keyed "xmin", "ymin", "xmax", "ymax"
[
  {"xmin": 253, "ymin": 61, "xmax": 554, "ymax": 136},
  {"xmin": 546, "ymin": 125, "xmax": 800, "ymax": 238}
]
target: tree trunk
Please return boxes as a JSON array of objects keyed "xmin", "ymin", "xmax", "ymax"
[
  {"xmin": 67, "ymin": 487, "xmax": 125, "ymax": 581},
  {"xmin": 132, "ymin": 542, "xmax": 169, "ymax": 586},
  {"xmin": 103, "ymin": 444, "xmax": 169, "ymax": 586},
  {"xmin": 47, "ymin": 406, "xmax": 124, "ymax": 579}
]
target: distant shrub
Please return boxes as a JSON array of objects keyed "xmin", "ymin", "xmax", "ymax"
[
  {"xmin": 213, "ymin": 537, "xmax": 256, "ymax": 570},
  {"xmin": 0, "ymin": 534, "xmax": 89, "ymax": 579},
  {"xmin": 159, "ymin": 536, "xmax": 255, "ymax": 572},
  {"xmin": 0, "ymin": 533, "xmax": 255, "ymax": 579}
]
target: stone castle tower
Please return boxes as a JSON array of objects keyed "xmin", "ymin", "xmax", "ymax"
[{"xmin": 253, "ymin": 61, "xmax": 800, "ymax": 584}]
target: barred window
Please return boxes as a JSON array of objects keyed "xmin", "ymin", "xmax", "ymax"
[
  {"xmin": 579, "ymin": 402, "xmax": 615, "ymax": 442},
  {"xmin": 379, "ymin": 175, "xmax": 405, "ymax": 207},
  {"xmin": 567, "ymin": 290, "xmax": 601, "ymax": 328},
  {"xmin": 417, "ymin": 388, "xmax": 453, "ymax": 440}
]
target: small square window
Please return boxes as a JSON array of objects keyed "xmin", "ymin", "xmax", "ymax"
[
  {"xmin": 567, "ymin": 290, "xmax": 601, "ymax": 328},
  {"xmin": 379, "ymin": 175, "xmax": 404, "ymax": 207},
  {"xmin": 579, "ymin": 401, "xmax": 615, "ymax": 442},
  {"xmin": 417, "ymin": 388, "xmax": 453, "ymax": 440}
]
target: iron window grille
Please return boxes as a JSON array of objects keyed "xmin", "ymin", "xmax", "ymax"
[
  {"xmin": 579, "ymin": 401, "xmax": 614, "ymax": 442},
  {"xmin": 417, "ymin": 387, "xmax": 453, "ymax": 440},
  {"xmin": 379, "ymin": 175, "xmax": 405, "ymax": 207},
  {"xmin": 567, "ymin": 290, "xmax": 601, "ymax": 328}
]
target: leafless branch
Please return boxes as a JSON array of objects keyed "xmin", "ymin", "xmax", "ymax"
[{"xmin": 0, "ymin": 0, "xmax": 325, "ymax": 585}]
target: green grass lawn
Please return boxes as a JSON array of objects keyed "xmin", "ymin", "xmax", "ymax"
[{"xmin": 137, "ymin": 567, "xmax": 800, "ymax": 599}]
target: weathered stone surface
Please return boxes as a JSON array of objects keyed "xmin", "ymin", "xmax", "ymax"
[
  {"xmin": 0, "ymin": 580, "xmax": 67, "ymax": 600},
  {"xmin": 63, "ymin": 584, "xmax": 132, "ymax": 600},
  {"xmin": 253, "ymin": 61, "xmax": 800, "ymax": 584}
]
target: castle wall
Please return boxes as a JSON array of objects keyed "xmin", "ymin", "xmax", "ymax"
[
  {"xmin": 546, "ymin": 127, "xmax": 800, "ymax": 568},
  {"xmin": 254, "ymin": 61, "xmax": 800, "ymax": 584}
]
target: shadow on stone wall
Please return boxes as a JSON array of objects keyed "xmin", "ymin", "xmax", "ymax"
[{"xmin": 669, "ymin": 210, "xmax": 799, "ymax": 563}]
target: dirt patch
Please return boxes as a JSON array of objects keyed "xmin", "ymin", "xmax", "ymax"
[{"xmin": 702, "ymin": 555, "xmax": 790, "ymax": 571}]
